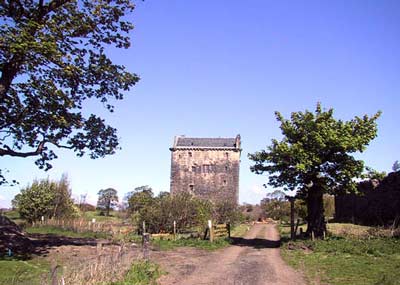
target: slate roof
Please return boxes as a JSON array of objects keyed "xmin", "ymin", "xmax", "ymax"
[{"xmin": 172, "ymin": 135, "xmax": 241, "ymax": 150}]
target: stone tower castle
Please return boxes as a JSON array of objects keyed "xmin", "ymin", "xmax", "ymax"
[{"xmin": 169, "ymin": 135, "xmax": 241, "ymax": 204}]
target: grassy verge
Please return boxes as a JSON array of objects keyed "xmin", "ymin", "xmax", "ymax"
[
  {"xmin": 0, "ymin": 257, "xmax": 49, "ymax": 285},
  {"xmin": 151, "ymin": 223, "xmax": 250, "ymax": 251},
  {"xmin": 230, "ymin": 223, "xmax": 251, "ymax": 237},
  {"xmin": 280, "ymin": 223, "xmax": 400, "ymax": 285},
  {"xmin": 25, "ymin": 225, "xmax": 110, "ymax": 239},
  {"xmin": 110, "ymin": 261, "xmax": 163, "ymax": 285},
  {"xmin": 153, "ymin": 236, "xmax": 231, "ymax": 251}
]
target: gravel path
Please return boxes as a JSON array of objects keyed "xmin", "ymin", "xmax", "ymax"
[{"xmin": 155, "ymin": 223, "xmax": 305, "ymax": 285}]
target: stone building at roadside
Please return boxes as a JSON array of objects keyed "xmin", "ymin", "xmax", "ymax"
[{"xmin": 169, "ymin": 135, "xmax": 241, "ymax": 204}]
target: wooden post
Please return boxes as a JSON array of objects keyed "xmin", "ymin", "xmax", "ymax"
[
  {"xmin": 286, "ymin": 196, "xmax": 296, "ymax": 240},
  {"xmin": 227, "ymin": 223, "xmax": 231, "ymax": 238},
  {"xmin": 173, "ymin": 220, "xmax": 176, "ymax": 240},
  {"xmin": 294, "ymin": 219, "xmax": 300, "ymax": 240},
  {"xmin": 208, "ymin": 220, "xmax": 213, "ymax": 242},
  {"xmin": 142, "ymin": 233, "xmax": 150, "ymax": 260},
  {"xmin": 142, "ymin": 221, "xmax": 146, "ymax": 234}
]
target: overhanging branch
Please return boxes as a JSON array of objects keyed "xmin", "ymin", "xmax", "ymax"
[{"xmin": 0, "ymin": 141, "xmax": 46, "ymax": 157}]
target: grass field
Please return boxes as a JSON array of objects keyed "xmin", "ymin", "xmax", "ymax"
[
  {"xmin": 0, "ymin": 257, "xmax": 49, "ymax": 285},
  {"xmin": 280, "ymin": 223, "xmax": 400, "ymax": 285},
  {"xmin": 25, "ymin": 225, "xmax": 110, "ymax": 239},
  {"xmin": 82, "ymin": 211, "xmax": 125, "ymax": 222}
]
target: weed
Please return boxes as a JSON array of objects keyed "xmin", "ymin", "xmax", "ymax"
[{"xmin": 111, "ymin": 261, "xmax": 163, "ymax": 285}]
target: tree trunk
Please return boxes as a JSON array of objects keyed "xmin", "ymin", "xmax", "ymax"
[
  {"xmin": 106, "ymin": 199, "xmax": 110, "ymax": 216},
  {"xmin": 306, "ymin": 185, "xmax": 326, "ymax": 239}
]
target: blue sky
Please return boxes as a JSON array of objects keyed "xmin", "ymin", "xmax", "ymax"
[{"xmin": 1, "ymin": 0, "xmax": 399, "ymax": 207}]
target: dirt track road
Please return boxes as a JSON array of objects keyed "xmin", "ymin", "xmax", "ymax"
[{"xmin": 155, "ymin": 223, "xmax": 305, "ymax": 285}]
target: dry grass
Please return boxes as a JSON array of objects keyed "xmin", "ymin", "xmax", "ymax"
[
  {"xmin": 58, "ymin": 243, "xmax": 142, "ymax": 285},
  {"xmin": 326, "ymin": 223, "xmax": 395, "ymax": 238},
  {"xmin": 32, "ymin": 218, "xmax": 134, "ymax": 237}
]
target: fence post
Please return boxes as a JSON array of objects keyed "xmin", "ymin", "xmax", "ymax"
[
  {"xmin": 142, "ymin": 233, "xmax": 150, "ymax": 260},
  {"xmin": 227, "ymin": 223, "xmax": 231, "ymax": 238},
  {"xmin": 208, "ymin": 220, "xmax": 213, "ymax": 242},
  {"xmin": 173, "ymin": 220, "xmax": 176, "ymax": 240}
]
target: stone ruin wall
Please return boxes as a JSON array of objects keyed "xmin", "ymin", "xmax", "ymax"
[
  {"xmin": 170, "ymin": 149, "xmax": 240, "ymax": 205},
  {"xmin": 335, "ymin": 171, "xmax": 400, "ymax": 226}
]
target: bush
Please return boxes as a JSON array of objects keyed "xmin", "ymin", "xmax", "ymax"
[{"xmin": 12, "ymin": 174, "xmax": 78, "ymax": 223}]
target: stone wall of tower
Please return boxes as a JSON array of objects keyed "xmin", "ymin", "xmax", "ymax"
[{"xmin": 170, "ymin": 149, "xmax": 240, "ymax": 204}]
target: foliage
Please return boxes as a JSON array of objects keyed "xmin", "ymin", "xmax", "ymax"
[
  {"xmin": 137, "ymin": 192, "xmax": 213, "ymax": 234},
  {"xmin": 111, "ymin": 261, "xmax": 163, "ymax": 285},
  {"xmin": 78, "ymin": 203, "xmax": 96, "ymax": 212},
  {"xmin": 126, "ymin": 185, "xmax": 154, "ymax": 214},
  {"xmin": 12, "ymin": 175, "xmax": 78, "ymax": 223},
  {"xmin": 97, "ymin": 188, "xmax": 119, "ymax": 216},
  {"xmin": 260, "ymin": 194, "xmax": 307, "ymax": 222},
  {"xmin": 261, "ymin": 199, "xmax": 291, "ymax": 221},
  {"xmin": 239, "ymin": 203, "xmax": 263, "ymax": 221},
  {"xmin": 363, "ymin": 167, "xmax": 387, "ymax": 180},
  {"xmin": 213, "ymin": 200, "xmax": 243, "ymax": 224},
  {"xmin": 392, "ymin": 160, "xmax": 400, "ymax": 172},
  {"xmin": 0, "ymin": 0, "xmax": 139, "ymax": 184},
  {"xmin": 127, "ymin": 187, "xmax": 243, "ymax": 233},
  {"xmin": 249, "ymin": 103, "xmax": 381, "ymax": 237}
]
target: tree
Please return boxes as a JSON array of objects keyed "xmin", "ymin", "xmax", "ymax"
[
  {"xmin": 392, "ymin": 160, "xmax": 400, "ymax": 172},
  {"xmin": 249, "ymin": 103, "xmax": 381, "ymax": 238},
  {"xmin": 126, "ymin": 185, "xmax": 154, "ymax": 214},
  {"xmin": 97, "ymin": 188, "xmax": 118, "ymax": 216},
  {"xmin": 12, "ymin": 175, "xmax": 77, "ymax": 223},
  {"xmin": 0, "ymin": 0, "xmax": 139, "ymax": 184}
]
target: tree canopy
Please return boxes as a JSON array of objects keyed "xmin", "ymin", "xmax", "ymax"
[
  {"xmin": 12, "ymin": 174, "xmax": 77, "ymax": 223},
  {"xmin": 0, "ymin": 0, "xmax": 139, "ymax": 184},
  {"xmin": 249, "ymin": 103, "xmax": 381, "ymax": 237},
  {"xmin": 97, "ymin": 188, "xmax": 118, "ymax": 216}
]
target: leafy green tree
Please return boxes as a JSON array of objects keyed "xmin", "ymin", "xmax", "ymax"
[
  {"xmin": 249, "ymin": 103, "xmax": 381, "ymax": 238},
  {"xmin": 12, "ymin": 175, "xmax": 77, "ymax": 223},
  {"xmin": 364, "ymin": 167, "xmax": 387, "ymax": 180},
  {"xmin": 126, "ymin": 185, "xmax": 154, "ymax": 214},
  {"xmin": 97, "ymin": 188, "xmax": 118, "ymax": 216},
  {"xmin": 0, "ymin": 0, "xmax": 139, "ymax": 184},
  {"xmin": 213, "ymin": 200, "xmax": 242, "ymax": 224}
]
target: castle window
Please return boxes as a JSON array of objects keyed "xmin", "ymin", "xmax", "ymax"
[
  {"xmin": 225, "ymin": 165, "xmax": 229, "ymax": 171},
  {"xmin": 203, "ymin": 164, "xmax": 212, "ymax": 173},
  {"xmin": 188, "ymin": 152, "xmax": 192, "ymax": 157},
  {"xmin": 192, "ymin": 166, "xmax": 197, "ymax": 173},
  {"xmin": 189, "ymin": 184, "xmax": 194, "ymax": 192},
  {"xmin": 225, "ymin": 152, "xmax": 229, "ymax": 158},
  {"xmin": 223, "ymin": 180, "xmax": 227, "ymax": 185}
]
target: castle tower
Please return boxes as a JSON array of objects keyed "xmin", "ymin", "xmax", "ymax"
[{"xmin": 169, "ymin": 135, "xmax": 241, "ymax": 204}]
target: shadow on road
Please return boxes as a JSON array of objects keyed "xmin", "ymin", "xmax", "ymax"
[{"xmin": 230, "ymin": 237, "xmax": 281, "ymax": 249}]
